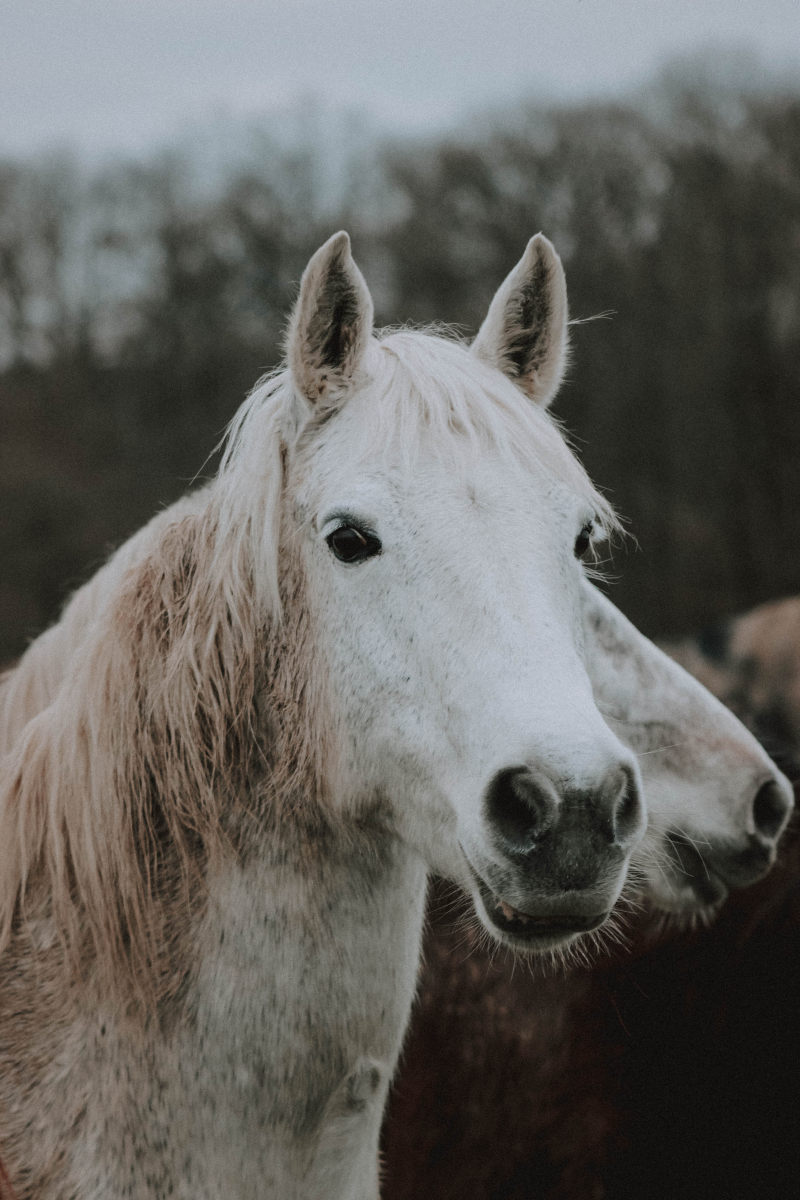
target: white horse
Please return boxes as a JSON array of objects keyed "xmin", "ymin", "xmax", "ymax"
[{"xmin": 0, "ymin": 233, "xmax": 791, "ymax": 1199}]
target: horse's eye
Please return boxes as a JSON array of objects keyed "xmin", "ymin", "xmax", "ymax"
[
  {"xmin": 326, "ymin": 525, "xmax": 382, "ymax": 564},
  {"xmin": 574, "ymin": 522, "xmax": 594, "ymax": 560}
]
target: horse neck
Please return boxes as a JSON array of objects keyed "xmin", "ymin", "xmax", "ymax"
[
  {"xmin": 170, "ymin": 790, "xmax": 430, "ymax": 1151},
  {"xmin": 0, "ymin": 790, "xmax": 428, "ymax": 1198},
  {"xmin": 2, "ymin": 473, "xmax": 431, "ymax": 1052},
  {"xmin": 185, "ymin": 524, "xmax": 431, "ymax": 1098}
]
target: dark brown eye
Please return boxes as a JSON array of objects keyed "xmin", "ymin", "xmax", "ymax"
[
  {"xmin": 326, "ymin": 525, "xmax": 382, "ymax": 564},
  {"xmin": 574, "ymin": 522, "xmax": 593, "ymax": 560}
]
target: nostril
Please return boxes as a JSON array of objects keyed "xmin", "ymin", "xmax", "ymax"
[
  {"xmin": 485, "ymin": 767, "xmax": 558, "ymax": 853},
  {"xmin": 752, "ymin": 779, "xmax": 793, "ymax": 843},
  {"xmin": 611, "ymin": 767, "xmax": 643, "ymax": 846}
]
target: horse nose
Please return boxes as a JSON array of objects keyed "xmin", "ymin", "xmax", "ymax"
[
  {"xmin": 707, "ymin": 775, "xmax": 793, "ymax": 890},
  {"xmin": 735, "ymin": 776, "xmax": 794, "ymax": 883},
  {"xmin": 752, "ymin": 777, "xmax": 793, "ymax": 845},
  {"xmin": 485, "ymin": 762, "xmax": 643, "ymax": 855},
  {"xmin": 608, "ymin": 764, "xmax": 645, "ymax": 847},
  {"xmin": 485, "ymin": 767, "xmax": 560, "ymax": 852}
]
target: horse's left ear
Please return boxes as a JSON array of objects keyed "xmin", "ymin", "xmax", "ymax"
[
  {"xmin": 472, "ymin": 234, "xmax": 568, "ymax": 409},
  {"xmin": 287, "ymin": 231, "xmax": 374, "ymax": 408}
]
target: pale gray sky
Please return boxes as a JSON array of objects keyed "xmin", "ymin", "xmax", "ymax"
[{"xmin": 3, "ymin": 0, "xmax": 800, "ymax": 157}]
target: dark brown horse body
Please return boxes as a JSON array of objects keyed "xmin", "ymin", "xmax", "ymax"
[
  {"xmin": 383, "ymin": 599, "xmax": 800, "ymax": 1200},
  {"xmin": 384, "ymin": 856, "xmax": 800, "ymax": 1200}
]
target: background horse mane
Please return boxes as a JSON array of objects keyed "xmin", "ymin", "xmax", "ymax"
[{"xmin": 0, "ymin": 326, "xmax": 615, "ymax": 1011}]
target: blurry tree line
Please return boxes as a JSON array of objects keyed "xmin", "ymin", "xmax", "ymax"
[{"xmin": 2, "ymin": 64, "xmax": 800, "ymax": 663}]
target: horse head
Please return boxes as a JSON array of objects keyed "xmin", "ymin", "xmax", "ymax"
[
  {"xmin": 582, "ymin": 584, "xmax": 793, "ymax": 914},
  {"xmin": 280, "ymin": 232, "xmax": 645, "ymax": 952}
]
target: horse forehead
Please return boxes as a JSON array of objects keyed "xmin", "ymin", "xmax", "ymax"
[
  {"xmin": 290, "ymin": 343, "xmax": 591, "ymax": 513},
  {"xmin": 295, "ymin": 462, "xmax": 572, "ymax": 543},
  {"xmin": 295, "ymin": 425, "xmax": 573, "ymax": 523}
]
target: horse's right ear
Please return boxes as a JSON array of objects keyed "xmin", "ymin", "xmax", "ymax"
[
  {"xmin": 472, "ymin": 234, "xmax": 568, "ymax": 409},
  {"xmin": 287, "ymin": 231, "xmax": 374, "ymax": 408}
]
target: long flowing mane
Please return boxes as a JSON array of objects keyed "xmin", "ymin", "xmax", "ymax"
[{"xmin": 0, "ymin": 329, "xmax": 615, "ymax": 1006}]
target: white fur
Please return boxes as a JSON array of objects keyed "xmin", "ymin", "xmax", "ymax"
[{"xmin": 0, "ymin": 233, "xmax": 790, "ymax": 1198}]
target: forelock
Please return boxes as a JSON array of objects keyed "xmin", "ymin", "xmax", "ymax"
[{"xmin": 308, "ymin": 328, "xmax": 619, "ymax": 533}]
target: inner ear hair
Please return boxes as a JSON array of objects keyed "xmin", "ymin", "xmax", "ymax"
[
  {"xmin": 473, "ymin": 233, "xmax": 569, "ymax": 409},
  {"xmin": 287, "ymin": 231, "xmax": 375, "ymax": 407}
]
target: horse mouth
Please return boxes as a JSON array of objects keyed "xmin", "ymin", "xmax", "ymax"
[
  {"xmin": 661, "ymin": 831, "xmax": 729, "ymax": 911},
  {"xmin": 469, "ymin": 870, "xmax": 609, "ymax": 949}
]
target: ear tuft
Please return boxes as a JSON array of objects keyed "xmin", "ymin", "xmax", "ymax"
[
  {"xmin": 472, "ymin": 234, "xmax": 569, "ymax": 408},
  {"xmin": 287, "ymin": 231, "xmax": 374, "ymax": 408}
]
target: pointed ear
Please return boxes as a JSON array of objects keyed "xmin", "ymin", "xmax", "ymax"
[
  {"xmin": 472, "ymin": 234, "xmax": 568, "ymax": 408},
  {"xmin": 287, "ymin": 231, "xmax": 374, "ymax": 407}
]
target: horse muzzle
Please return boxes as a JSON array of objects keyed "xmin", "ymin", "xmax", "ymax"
[
  {"xmin": 658, "ymin": 775, "xmax": 794, "ymax": 913},
  {"xmin": 463, "ymin": 758, "xmax": 645, "ymax": 951}
]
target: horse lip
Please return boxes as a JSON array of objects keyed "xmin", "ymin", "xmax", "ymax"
[
  {"xmin": 664, "ymin": 831, "xmax": 729, "ymax": 907},
  {"xmin": 465, "ymin": 860, "xmax": 609, "ymax": 944},
  {"xmin": 706, "ymin": 841, "xmax": 776, "ymax": 890},
  {"xmin": 664, "ymin": 828, "xmax": 780, "ymax": 902}
]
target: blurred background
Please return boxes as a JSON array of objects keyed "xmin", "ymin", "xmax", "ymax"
[{"xmin": 3, "ymin": 1, "xmax": 800, "ymax": 664}]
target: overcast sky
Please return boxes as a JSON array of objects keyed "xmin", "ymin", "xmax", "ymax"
[{"xmin": 4, "ymin": 0, "xmax": 800, "ymax": 158}]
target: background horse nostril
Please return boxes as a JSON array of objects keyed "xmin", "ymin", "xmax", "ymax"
[
  {"xmin": 752, "ymin": 779, "xmax": 793, "ymax": 842},
  {"xmin": 485, "ymin": 767, "xmax": 558, "ymax": 852},
  {"xmin": 611, "ymin": 768, "xmax": 643, "ymax": 846}
]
